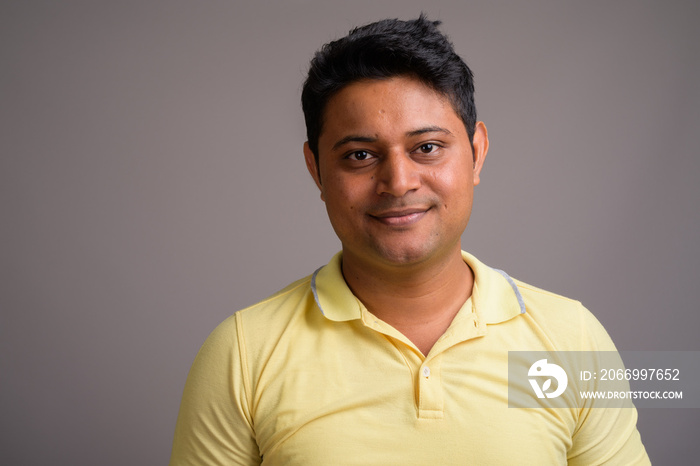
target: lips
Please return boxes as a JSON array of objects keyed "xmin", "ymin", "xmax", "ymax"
[{"xmin": 369, "ymin": 207, "xmax": 431, "ymax": 226}]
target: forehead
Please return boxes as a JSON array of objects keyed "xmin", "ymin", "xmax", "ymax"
[{"xmin": 319, "ymin": 77, "xmax": 464, "ymax": 143}]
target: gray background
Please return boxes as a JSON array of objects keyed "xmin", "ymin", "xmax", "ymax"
[{"xmin": 2, "ymin": 0, "xmax": 698, "ymax": 464}]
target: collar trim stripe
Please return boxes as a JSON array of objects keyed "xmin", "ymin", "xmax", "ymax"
[
  {"xmin": 310, "ymin": 266, "xmax": 324, "ymax": 315},
  {"xmin": 492, "ymin": 268, "xmax": 527, "ymax": 314}
]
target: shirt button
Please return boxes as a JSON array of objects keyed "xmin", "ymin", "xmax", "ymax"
[{"xmin": 422, "ymin": 367, "xmax": 431, "ymax": 377}]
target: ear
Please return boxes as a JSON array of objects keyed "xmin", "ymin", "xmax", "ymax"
[
  {"xmin": 471, "ymin": 121, "xmax": 489, "ymax": 186},
  {"xmin": 303, "ymin": 142, "xmax": 325, "ymax": 200}
]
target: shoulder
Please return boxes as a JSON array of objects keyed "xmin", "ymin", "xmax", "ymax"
[
  {"xmin": 235, "ymin": 275, "xmax": 313, "ymax": 325},
  {"xmin": 514, "ymin": 278, "xmax": 582, "ymax": 311},
  {"xmin": 170, "ymin": 278, "xmax": 319, "ymax": 465},
  {"xmin": 205, "ymin": 274, "xmax": 315, "ymax": 349},
  {"xmin": 511, "ymin": 277, "xmax": 617, "ymax": 352}
]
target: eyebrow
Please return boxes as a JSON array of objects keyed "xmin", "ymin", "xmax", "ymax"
[
  {"xmin": 406, "ymin": 126, "xmax": 453, "ymax": 138},
  {"xmin": 331, "ymin": 126, "xmax": 453, "ymax": 151},
  {"xmin": 332, "ymin": 135, "xmax": 377, "ymax": 151}
]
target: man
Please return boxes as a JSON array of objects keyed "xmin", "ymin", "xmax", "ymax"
[{"xmin": 171, "ymin": 16, "xmax": 650, "ymax": 465}]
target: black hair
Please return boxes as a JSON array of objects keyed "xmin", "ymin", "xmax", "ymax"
[{"xmin": 301, "ymin": 14, "xmax": 477, "ymax": 165}]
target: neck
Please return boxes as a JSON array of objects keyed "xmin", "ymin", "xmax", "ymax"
[{"xmin": 341, "ymin": 246, "xmax": 473, "ymax": 355}]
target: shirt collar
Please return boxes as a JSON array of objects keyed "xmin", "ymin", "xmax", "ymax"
[
  {"xmin": 311, "ymin": 251, "xmax": 526, "ymax": 324},
  {"xmin": 462, "ymin": 250, "xmax": 526, "ymax": 323}
]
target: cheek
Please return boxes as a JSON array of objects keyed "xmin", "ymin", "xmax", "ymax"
[
  {"xmin": 325, "ymin": 176, "xmax": 365, "ymax": 204},
  {"xmin": 323, "ymin": 186, "xmax": 360, "ymax": 221},
  {"xmin": 433, "ymin": 172, "xmax": 473, "ymax": 212},
  {"xmin": 430, "ymin": 168, "xmax": 468, "ymax": 195}
]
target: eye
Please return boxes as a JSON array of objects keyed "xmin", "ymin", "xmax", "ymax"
[
  {"xmin": 347, "ymin": 150, "xmax": 374, "ymax": 161},
  {"xmin": 417, "ymin": 143, "xmax": 437, "ymax": 154}
]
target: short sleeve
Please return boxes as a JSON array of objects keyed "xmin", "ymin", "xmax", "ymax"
[
  {"xmin": 170, "ymin": 313, "xmax": 261, "ymax": 465},
  {"xmin": 567, "ymin": 306, "xmax": 651, "ymax": 465}
]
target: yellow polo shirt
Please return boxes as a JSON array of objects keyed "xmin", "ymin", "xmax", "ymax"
[{"xmin": 171, "ymin": 251, "xmax": 649, "ymax": 465}]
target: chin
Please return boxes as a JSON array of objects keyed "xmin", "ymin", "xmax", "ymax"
[{"xmin": 370, "ymin": 242, "xmax": 437, "ymax": 267}]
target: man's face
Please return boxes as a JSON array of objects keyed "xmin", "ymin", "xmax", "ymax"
[{"xmin": 304, "ymin": 76, "xmax": 488, "ymax": 270}]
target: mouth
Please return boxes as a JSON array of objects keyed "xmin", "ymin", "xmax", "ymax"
[{"xmin": 368, "ymin": 207, "xmax": 431, "ymax": 226}]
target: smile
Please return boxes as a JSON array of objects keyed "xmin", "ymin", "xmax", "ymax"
[{"xmin": 369, "ymin": 208, "xmax": 431, "ymax": 226}]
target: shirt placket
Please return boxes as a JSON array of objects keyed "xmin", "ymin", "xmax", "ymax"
[{"xmin": 417, "ymin": 355, "xmax": 443, "ymax": 419}]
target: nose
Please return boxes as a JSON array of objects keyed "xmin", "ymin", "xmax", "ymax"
[{"xmin": 375, "ymin": 151, "xmax": 421, "ymax": 197}]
